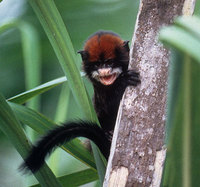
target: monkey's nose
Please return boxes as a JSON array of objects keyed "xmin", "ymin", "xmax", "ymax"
[{"xmin": 98, "ymin": 68, "xmax": 112, "ymax": 76}]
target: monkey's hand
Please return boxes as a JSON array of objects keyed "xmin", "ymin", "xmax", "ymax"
[{"xmin": 121, "ymin": 70, "xmax": 141, "ymax": 87}]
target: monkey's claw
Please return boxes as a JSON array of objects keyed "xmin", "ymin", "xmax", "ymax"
[{"xmin": 126, "ymin": 70, "xmax": 141, "ymax": 86}]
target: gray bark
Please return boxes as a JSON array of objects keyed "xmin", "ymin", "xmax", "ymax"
[{"xmin": 104, "ymin": 0, "xmax": 196, "ymax": 186}]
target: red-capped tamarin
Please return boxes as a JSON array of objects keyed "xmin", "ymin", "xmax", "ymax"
[{"xmin": 20, "ymin": 31, "xmax": 140, "ymax": 173}]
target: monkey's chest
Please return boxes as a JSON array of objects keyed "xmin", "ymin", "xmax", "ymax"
[{"xmin": 94, "ymin": 91, "xmax": 123, "ymax": 132}]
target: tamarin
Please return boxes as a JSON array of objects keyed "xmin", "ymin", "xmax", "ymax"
[{"xmin": 20, "ymin": 31, "xmax": 140, "ymax": 173}]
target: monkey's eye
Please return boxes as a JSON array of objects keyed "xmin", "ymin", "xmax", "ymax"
[
  {"xmin": 92, "ymin": 62, "xmax": 101, "ymax": 70},
  {"xmin": 94, "ymin": 64, "xmax": 99, "ymax": 69},
  {"xmin": 105, "ymin": 59, "xmax": 114, "ymax": 63}
]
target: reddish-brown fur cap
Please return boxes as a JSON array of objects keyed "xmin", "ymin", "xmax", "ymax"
[{"xmin": 84, "ymin": 32, "xmax": 124, "ymax": 62}]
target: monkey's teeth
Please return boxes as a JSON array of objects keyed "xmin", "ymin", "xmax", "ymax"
[{"xmin": 99, "ymin": 73, "xmax": 117, "ymax": 85}]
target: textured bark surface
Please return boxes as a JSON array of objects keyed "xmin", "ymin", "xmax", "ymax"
[{"xmin": 104, "ymin": 0, "xmax": 187, "ymax": 186}]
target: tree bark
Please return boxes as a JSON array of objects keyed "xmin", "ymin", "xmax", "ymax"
[{"xmin": 104, "ymin": 0, "xmax": 196, "ymax": 186}]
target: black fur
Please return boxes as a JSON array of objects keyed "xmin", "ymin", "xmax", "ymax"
[
  {"xmin": 93, "ymin": 70, "xmax": 140, "ymax": 133},
  {"xmin": 20, "ymin": 122, "xmax": 110, "ymax": 173},
  {"xmin": 21, "ymin": 31, "xmax": 140, "ymax": 173}
]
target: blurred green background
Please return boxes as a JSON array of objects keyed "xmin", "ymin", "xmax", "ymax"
[
  {"xmin": 1, "ymin": 0, "xmax": 200, "ymax": 186},
  {"xmin": 0, "ymin": 0, "xmax": 139, "ymax": 186}
]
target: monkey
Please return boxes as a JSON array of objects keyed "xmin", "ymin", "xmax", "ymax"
[{"xmin": 20, "ymin": 31, "xmax": 140, "ymax": 173}]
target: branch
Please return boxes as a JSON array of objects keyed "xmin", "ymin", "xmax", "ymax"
[{"xmin": 104, "ymin": 0, "xmax": 196, "ymax": 186}]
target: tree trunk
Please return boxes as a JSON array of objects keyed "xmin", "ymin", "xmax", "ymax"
[{"xmin": 104, "ymin": 0, "xmax": 196, "ymax": 186}]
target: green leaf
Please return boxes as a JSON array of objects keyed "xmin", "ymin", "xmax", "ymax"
[
  {"xmin": 54, "ymin": 83, "xmax": 71, "ymax": 123},
  {"xmin": 159, "ymin": 25, "xmax": 200, "ymax": 62},
  {"xmin": 8, "ymin": 76, "xmax": 67, "ymax": 104},
  {"xmin": 20, "ymin": 21, "xmax": 41, "ymax": 109},
  {"xmin": 30, "ymin": 169, "xmax": 98, "ymax": 187},
  {"xmin": 0, "ymin": 21, "xmax": 41, "ymax": 104},
  {"xmin": 9, "ymin": 102, "xmax": 97, "ymax": 170},
  {"xmin": 0, "ymin": 21, "xmax": 17, "ymax": 34},
  {"xmin": 175, "ymin": 16, "xmax": 200, "ymax": 40},
  {"xmin": 8, "ymin": 73, "xmax": 85, "ymax": 104},
  {"xmin": 20, "ymin": 21, "xmax": 42, "ymax": 139},
  {"xmin": 0, "ymin": 93, "xmax": 62, "ymax": 187}
]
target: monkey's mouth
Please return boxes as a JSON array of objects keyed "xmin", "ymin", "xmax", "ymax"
[
  {"xmin": 92, "ymin": 67, "xmax": 122, "ymax": 86},
  {"xmin": 99, "ymin": 74, "xmax": 118, "ymax": 85}
]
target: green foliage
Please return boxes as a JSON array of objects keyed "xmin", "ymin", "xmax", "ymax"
[
  {"xmin": 0, "ymin": 93, "xmax": 62, "ymax": 187},
  {"xmin": 159, "ymin": 16, "xmax": 200, "ymax": 62},
  {"xmin": 30, "ymin": 169, "xmax": 98, "ymax": 187},
  {"xmin": 159, "ymin": 16, "xmax": 200, "ymax": 187},
  {"xmin": 7, "ymin": 75, "xmax": 83, "ymax": 104},
  {"xmin": 0, "ymin": 0, "xmax": 139, "ymax": 186},
  {"xmin": 0, "ymin": 20, "xmax": 41, "ymax": 109},
  {"xmin": 194, "ymin": 0, "xmax": 200, "ymax": 15}
]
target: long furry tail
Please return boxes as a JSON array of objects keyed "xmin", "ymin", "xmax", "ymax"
[{"xmin": 20, "ymin": 121, "xmax": 110, "ymax": 173}]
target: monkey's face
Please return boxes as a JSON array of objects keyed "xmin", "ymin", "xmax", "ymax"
[{"xmin": 79, "ymin": 31, "xmax": 129, "ymax": 86}]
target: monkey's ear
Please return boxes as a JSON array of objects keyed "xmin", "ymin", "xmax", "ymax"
[
  {"xmin": 123, "ymin": 40, "xmax": 129, "ymax": 52},
  {"xmin": 78, "ymin": 50, "xmax": 89, "ymax": 61}
]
